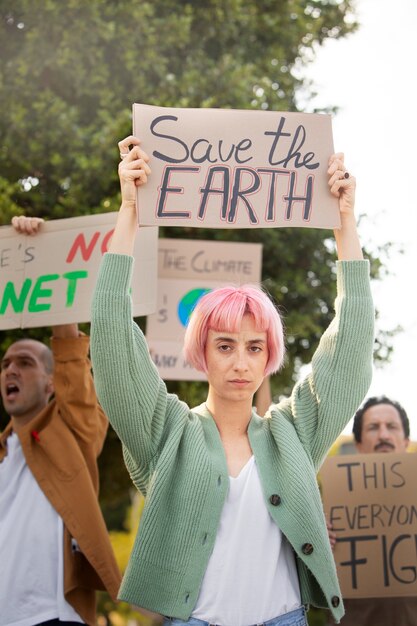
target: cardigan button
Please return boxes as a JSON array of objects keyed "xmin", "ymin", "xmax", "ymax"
[
  {"xmin": 301, "ymin": 542, "xmax": 314, "ymax": 555},
  {"xmin": 331, "ymin": 595, "xmax": 340, "ymax": 608},
  {"xmin": 269, "ymin": 494, "xmax": 281, "ymax": 506}
]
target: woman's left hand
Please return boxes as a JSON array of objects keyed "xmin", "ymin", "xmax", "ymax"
[{"xmin": 328, "ymin": 152, "xmax": 356, "ymax": 217}]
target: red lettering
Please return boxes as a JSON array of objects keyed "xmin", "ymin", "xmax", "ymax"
[{"xmin": 66, "ymin": 232, "xmax": 100, "ymax": 263}]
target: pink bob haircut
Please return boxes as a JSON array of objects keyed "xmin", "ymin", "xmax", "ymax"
[{"xmin": 183, "ymin": 284, "xmax": 285, "ymax": 376}]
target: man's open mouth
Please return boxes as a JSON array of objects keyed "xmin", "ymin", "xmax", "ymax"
[{"xmin": 6, "ymin": 383, "xmax": 20, "ymax": 397}]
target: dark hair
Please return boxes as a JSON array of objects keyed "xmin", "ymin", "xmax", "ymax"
[{"xmin": 352, "ymin": 395, "xmax": 410, "ymax": 442}]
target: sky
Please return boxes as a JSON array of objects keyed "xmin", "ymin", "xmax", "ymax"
[{"xmin": 300, "ymin": 0, "xmax": 417, "ymax": 437}]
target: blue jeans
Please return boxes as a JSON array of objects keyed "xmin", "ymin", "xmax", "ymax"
[{"xmin": 163, "ymin": 605, "xmax": 308, "ymax": 626}]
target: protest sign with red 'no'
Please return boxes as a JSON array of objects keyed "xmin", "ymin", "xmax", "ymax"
[
  {"xmin": 0, "ymin": 213, "xmax": 158, "ymax": 329},
  {"xmin": 133, "ymin": 103, "xmax": 339, "ymax": 230}
]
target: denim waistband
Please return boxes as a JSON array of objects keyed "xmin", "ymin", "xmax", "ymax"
[{"xmin": 164, "ymin": 605, "xmax": 307, "ymax": 626}]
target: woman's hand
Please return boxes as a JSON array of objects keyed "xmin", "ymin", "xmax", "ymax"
[
  {"xmin": 107, "ymin": 136, "xmax": 151, "ymax": 256},
  {"xmin": 328, "ymin": 152, "xmax": 356, "ymax": 217},
  {"xmin": 329, "ymin": 152, "xmax": 363, "ymax": 260},
  {"xmin": 118, "ymin": 135, "xmax": 151, "ymax": 207}
]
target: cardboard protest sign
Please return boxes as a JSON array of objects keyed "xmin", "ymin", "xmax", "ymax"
[
  {"xmin": 146, "ymin": 238, "xmax": 262, "ymax": 380},
  {"xmin": 133, "ymin": 103, "xmax": 339, "ymax": 230},
  {"xmin": 0, "ymin": 213, "xmax": 158, "ymax": 329},
  {"xmin": 321, "ymin": 452, "xmax": 417, "ymax": 598}
]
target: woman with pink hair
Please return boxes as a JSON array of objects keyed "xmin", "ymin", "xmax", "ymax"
[{"xmin": 90, "ymin": 136, "xmax": 374, "ymax": 626}]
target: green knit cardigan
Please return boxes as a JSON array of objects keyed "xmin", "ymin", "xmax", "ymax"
[{"xmin": 90, "ymin": 255, "xmax": 374, "ymax": 624}]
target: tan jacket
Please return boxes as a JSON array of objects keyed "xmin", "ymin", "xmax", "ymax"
[{"xmin": 0, "ymin": 334, "xmax": 121, "ymax": 625}]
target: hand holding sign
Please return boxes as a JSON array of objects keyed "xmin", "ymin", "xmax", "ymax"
[
  {"xmin": 118, "ymin": 136, "xmax": 151, "ymax": 198},
  {"xmin": 328, "ymin": 152, "xmax": 356, "ymax": 217},
  {"xmin": 109, "ymin": 138, "xmax": 152, "ymax": 258},
  {"xmin": 11, "ymin": 216, "xmax": 45, "ymax": 236},
  {"xmin": 327, "ymin": 152, "xmax": 362, "ymax": 262}
]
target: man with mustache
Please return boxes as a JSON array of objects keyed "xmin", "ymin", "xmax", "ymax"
[
  {"xmin": 330, "ymin": 395, "xmax": 417, "ymax": 625},
  {"xmin": 353, "ymin": 395, "xmax": 410, "ymax": 455}
]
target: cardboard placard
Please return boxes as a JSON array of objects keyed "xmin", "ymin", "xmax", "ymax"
[
  {"xmin": 133, "ymin": 103, "xmax": 339, "ymax": 230},
  {"xmin": 0, "ymin": 213, "xmax": 158, "ymax": 329},
  {"xmin": 146, "ymin": 238, "xmax": 262, "ymax": 380},
  {"xmin": 321, "ymin": 453, "xmax": 417, "ymax": 598}
]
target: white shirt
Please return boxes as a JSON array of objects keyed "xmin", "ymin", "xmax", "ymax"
[
  {"xmin": 0, "ymin": 432, "xmax": 83, "ymax": 626},
  {"xmin": 192, "ymin": 456, "xmax": 301, "ymax": 626}
]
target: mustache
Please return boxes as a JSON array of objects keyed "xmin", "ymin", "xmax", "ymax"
[{"xmin": 375, "ymin": 440, "xmax": 395, "ymax": 451}]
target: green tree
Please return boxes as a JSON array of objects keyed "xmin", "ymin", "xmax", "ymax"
[
  {"xmin": 0, "ymin": 0, "xmax": 358, "ymax": 214},
  {"xmin": 0, "ymin": 0, "xmax": 383, "ymax": 522}
]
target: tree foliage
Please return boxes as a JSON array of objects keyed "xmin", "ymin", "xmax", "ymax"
[
  {"xmin": 0, "ymin": 0, "xmax": 384, "ymax": 533},
  {"xmin": 1, "ymin": 0, "xmax": 358, "ymax": 217}
]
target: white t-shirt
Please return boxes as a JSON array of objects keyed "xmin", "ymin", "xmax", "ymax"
[
  {"xmin": 192, "ymin": 456, "xmax": 301, "ymax": 626},
  {"xmin": 0, "ymin": 432, "xmax": 84, "ymax": 626}
]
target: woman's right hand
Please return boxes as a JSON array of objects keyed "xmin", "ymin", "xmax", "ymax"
[
  {"xmin": 107, "ymin": 137, "xmax": 152, "ymax": 256},
  {"xmin": 117, "ymin": 135, "xmax": 151, "ymax": 207}
]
